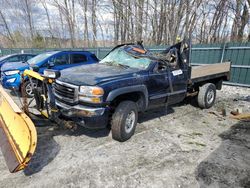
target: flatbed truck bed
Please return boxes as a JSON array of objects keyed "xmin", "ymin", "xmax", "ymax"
[{"xmin": 190, "ymin": 62, "xmax": 231, "ymax": 84}]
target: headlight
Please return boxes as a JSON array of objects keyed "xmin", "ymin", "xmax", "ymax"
[
  {"xmin": 4, "ymin": 70, "xmax": 20, "ymax": 76},
  {"xmin": 79, "ymin": 86, "xmax": 104, "ymax": 95},
  {"xmin": 43, "ymin": 69, "xmax": 60, "ymax": 79},
  {"xmin": 79, "ymin": 86, "xmax": 104, "ymax": 103}
]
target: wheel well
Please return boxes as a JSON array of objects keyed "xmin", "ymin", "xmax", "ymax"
[
  {"xmin": 20, "ymin": 78, "xmax": 43, "ymax": 92},
  {"xmin": 192, "ymin": 77, "xmax": 225, "ymax": 91},
  {"xmin": 111, "ymin": 92, "xmax": 146, "ymax": 112}
]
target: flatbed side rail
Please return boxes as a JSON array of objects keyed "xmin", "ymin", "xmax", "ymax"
[{"xmin": 190, "ymin": 62, "xmax": 231, "ymax": 83}]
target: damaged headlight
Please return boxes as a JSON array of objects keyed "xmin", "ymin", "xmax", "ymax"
[{"xmin": 79, "ymin": 86, "xmax": 104, "ymax": 103}]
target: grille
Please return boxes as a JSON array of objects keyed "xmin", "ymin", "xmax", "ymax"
[{"xmin": 53, "ymin": 80, "xmax": 78, "ymax": 103}]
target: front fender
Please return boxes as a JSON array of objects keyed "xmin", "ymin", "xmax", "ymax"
[{"xmin": 106, "ymin": 85, "xmax": 148, "ymax": 109}]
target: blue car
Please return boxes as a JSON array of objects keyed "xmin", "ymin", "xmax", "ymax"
[{"xmin": 1, "ymin": 51, "xmax": 99, "ymax": 97}]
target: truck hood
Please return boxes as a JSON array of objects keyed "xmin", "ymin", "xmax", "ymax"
[
  {"xmin": 58, "ymin": 63, "xmax": 142, "ymax": 86},
  {"xmin": 1, "ymin": 61, "xmax": 29, "ymax": 72}
]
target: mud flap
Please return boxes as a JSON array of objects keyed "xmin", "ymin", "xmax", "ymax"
[{"xmin": 0, "ymin": 86, "xmax": 37, "ymax": 173}]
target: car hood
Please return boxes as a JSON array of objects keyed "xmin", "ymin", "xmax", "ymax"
[
  {"xmin": 58, "ymin": 63, "xmax": 143, "ymax": 86},
  {"xmin": 1, "ymin": 61, "xmax": 29, "ymax": 72}
]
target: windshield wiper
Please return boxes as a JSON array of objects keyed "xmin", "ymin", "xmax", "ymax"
[
  {"xmin": 116, "ymin": 63, "xmax": 130, "ymax": 69},
  {"xmin": 104, "ymin": 61, "xmax": 116, "ymax": 66},
  {"xmin": 22, "ymin": 61, "xmax": 29, "ymax": 65}
]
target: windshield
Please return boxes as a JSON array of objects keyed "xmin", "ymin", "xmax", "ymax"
[
  {"xmin": 27, "ymin": 52, "xmax": 57, "ymax": 65},
  {"xmin": 0, "ymin": 55, "xmax": 11, "ymax": 61},
  {"xmin": 100, "ymin": 48, "xmax": 151, "ymax": 70}
]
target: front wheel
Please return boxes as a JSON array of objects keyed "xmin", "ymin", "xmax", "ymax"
[
  {"xmin": 22, "ymin": 80, "xmax": 38, "ymax": 98},
  {"xmin": 111, "ymin": 101, "xmax": 138, "ymax": 142}
]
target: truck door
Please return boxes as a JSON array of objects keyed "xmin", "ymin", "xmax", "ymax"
[
  {"xmin": 147, "ymin": 62, "xmax": 170, "ymax": 107},
  {"xmin": 167, "ymin": 45, "xmax": 189, "ymax": 105},
  {"xmin": 167, "ymin": 66, "xmax": 188, "ymax": 105}
]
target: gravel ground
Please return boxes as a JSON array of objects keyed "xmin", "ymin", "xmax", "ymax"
[{"xmin": 0, "ymin": 85, "xmax": 249, "ymax": 188}]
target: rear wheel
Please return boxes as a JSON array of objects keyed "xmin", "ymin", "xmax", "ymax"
[
  {"xmin": 111, "ymin": 101, "xmax": 138, "ymax": 142},
  {"xmin": 197, "ymin": 83, "xmax": 216, "ymax": 109}
]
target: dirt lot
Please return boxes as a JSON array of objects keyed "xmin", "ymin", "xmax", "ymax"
[{"xmin": 0, "ymin": 85, "xmax": 249, "ymax": 188}]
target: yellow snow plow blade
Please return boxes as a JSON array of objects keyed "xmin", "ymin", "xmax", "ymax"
[
  {"xmin": 23, "ymin": 69, "xmax": 44, "ymax": 81},
  {"xmin": 0, "ymin": 86, "xmax": 37, "ymax": 173}
]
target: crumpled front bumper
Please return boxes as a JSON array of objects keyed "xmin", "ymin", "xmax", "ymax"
[
  {"xmin": 55, "ymin": 100, "xmax": 109, "ymax": 129},
  {"xmin": 56, "ymin": 100, "xmax": 106, "ymax": 117}
]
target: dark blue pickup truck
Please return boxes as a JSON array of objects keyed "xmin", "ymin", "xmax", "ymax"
[{"xmin": 51, "ymin": 40, "xmax": 231, "ymax": 141}]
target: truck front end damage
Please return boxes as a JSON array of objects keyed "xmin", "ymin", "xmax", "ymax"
[
  {"xmin": 54, "ymin": 79, "xmax": 109, "ymax": 129},
  {"xmin": 0, "ymin": 86, "xmax": 37, "ymax": 173},
  {"xmin": 56, "ymin": 103, "xmax": 109, "ymax": 129}
]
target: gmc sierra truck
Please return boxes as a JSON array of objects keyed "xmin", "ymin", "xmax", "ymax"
[{"xmin": 52, "ymin": 40, "xmax": 231, "ymax": 142}]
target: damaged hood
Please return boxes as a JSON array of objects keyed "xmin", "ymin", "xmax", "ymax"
[{"xmin": 58, "ymin": 63, "xmax": 142, "ymax": 86}]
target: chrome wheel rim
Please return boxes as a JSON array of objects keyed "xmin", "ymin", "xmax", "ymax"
[
  {"xmin": 26, "ymin": 82, "xmax": 37, "ymax": 96},
  {"xmin": 125, "ymin": 110, "xmax": 136, "ymax": 134},
  {"xmin": 207, "ymin": 89, "xmax": 214, "ymax": 104}
]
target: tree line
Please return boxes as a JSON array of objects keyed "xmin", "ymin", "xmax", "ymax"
[{"xmin": 0, "ymin": 0, "xmax": 249, "ymax": 48}]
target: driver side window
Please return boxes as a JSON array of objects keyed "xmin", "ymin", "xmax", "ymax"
[
  {"xmin": 52, "ymin": 54, "xmax": 69, "ymax": 66},
  {"xmin": 168, "ymin": 48, "xmax": 179, "ymax": 70},
  {"xmin": 154, "ymin": 62, "xmax": 168, "ymax": 73},
  {"xmin": 41, "ymin": 61, "xmax": 48, "ymax": 68}
]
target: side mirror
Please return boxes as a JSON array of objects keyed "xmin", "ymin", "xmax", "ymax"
[
  {"xmin": 30, "ymin": 65, "xmax": 40, "ymax": 72},
  {"xmin": 158, "ymin": 65, "xmax": 167, "ymax": 72},
  {"xmin": 155, "ymin": 63, "xmax": 167, "ymax": 73},
  {"xmin": 43, "ymin": 69, "xmax": 60, "ymax": 79},
  {"xmin": 47, "ymin": 60, "xmax": 55, "ymax": 68}
]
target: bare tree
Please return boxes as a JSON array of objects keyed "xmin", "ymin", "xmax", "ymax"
[
  {"xmin": 230, "ymin": 0, "xmax": 250, "ymax": 41},
  {"xmin": 40, "ymin": 0, "xmax": 54, "ymax": 38},
  {"xmin": 91, "ymin": 0, "xmax": 97, "ymax": 46},
  {"xmin": 52, "ymin": 0, "xmax": 76, "ymax": 47},
  {"xmin": 20, "ymin": 0, "xmax": 35, "ymax": 39},
  {"xmin": 78, "ymin": 0, "xmax": 90, "ymax": 46},
  {"xmin": 0, "ymin": 9, "xmax": 15, "ymax": 45}
]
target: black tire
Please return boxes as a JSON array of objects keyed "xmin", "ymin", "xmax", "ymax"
[
  {"xmin": 111, "ymin": 101, "xmax": 138, "ymax": 142},
  {"xmin": 22, "ymin": 80, "xmax": 38, "ymax": 98},
  {"xmin": 197, "ymin": 83, "xmax": 216, "ymax": 109}
]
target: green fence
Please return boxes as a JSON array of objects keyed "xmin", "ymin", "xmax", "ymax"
[
  {"xmin": 191, "ymin": 42, "xmax": 250, "ymax": 87},
  {"xmin": 0, "ymin": 42, "xmax": 249, "ymax": 87}
]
